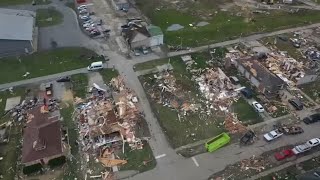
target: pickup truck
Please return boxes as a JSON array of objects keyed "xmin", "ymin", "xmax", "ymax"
[{"xmin": 292, "ymin": 143, "xmax": 311, "ymax": 155}]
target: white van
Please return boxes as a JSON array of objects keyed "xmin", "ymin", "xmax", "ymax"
[{"xmin": 87, "ymin": 61, "xmax": 103, "ymax": 71}]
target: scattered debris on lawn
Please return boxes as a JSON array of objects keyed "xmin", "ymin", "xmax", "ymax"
[
  {"xmin": 224, "ymin": 112, "xmax": 246, "ymax": 134},
  {"xmin": 74, "ymin": 75, "xmax": 147, "ymax": 178}
]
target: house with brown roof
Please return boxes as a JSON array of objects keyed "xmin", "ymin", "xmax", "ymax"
[
  {"xmin": 22, "ymin": 107, "xmax": 66, "ymax": 166},
  {"xmin": 234, "ymin": 57, "xmax": 285, "ymax": 99}
]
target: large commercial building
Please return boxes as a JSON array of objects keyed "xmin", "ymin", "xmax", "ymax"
[{"xmin": 0, "ymin": 8, "xmax": 37, "ymax": 57}]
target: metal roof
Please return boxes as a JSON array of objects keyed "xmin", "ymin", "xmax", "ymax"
[{"xmin": 0, "ymin": 10, "xmax": 35, "ymax": 41}]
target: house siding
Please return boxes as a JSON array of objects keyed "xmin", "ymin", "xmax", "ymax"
[
  {"xmin": 131, "ymin": 38, "xmax": 150, "ymax": 49},
  {"xmin": 0, "ymin": 39, "xmax": 33, "ymax": 58},
  {"xmin": 149, "ymin": 35, "xmax": 163, "ymax": 47}
]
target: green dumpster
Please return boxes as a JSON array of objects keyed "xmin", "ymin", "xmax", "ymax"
[{"xmin": 205, "ymin": 132, "xmax": 230, "ymax": 152}]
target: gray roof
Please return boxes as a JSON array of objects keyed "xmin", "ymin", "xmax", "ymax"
[{"xmin": 0, "ymin": 9, "xmax": 35, "ymax": 41}]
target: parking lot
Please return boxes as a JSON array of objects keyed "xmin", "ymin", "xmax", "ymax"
[{"xmin": 75, "ymin": 1, "xmax": 113, "ymax": 39}]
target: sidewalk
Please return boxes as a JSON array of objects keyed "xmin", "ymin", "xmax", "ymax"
[{"xmin": 247, "ymin": 150, "xmax": 320, "ymax": 180}]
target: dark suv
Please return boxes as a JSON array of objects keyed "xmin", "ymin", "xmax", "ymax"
[
  {"xmin": 288, "ymin": 98, "xmax": 303, "ymax": 110},
  {"xmin": 303, "ymin": 113, "xmax": 320, "ymax": 124}
]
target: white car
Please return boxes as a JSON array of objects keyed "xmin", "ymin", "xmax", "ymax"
[
  {"xmin": 292, "ymin": 143, "xmax": 311, "ymax": 154},
  {"xmin": 306, "ymin": 138, "xmax": 320, "ymax": 147},
  {"xmin": 252, "ymin": 101, "xmax": 264, "ymax": 113},
  {"xmin": 83, "ymin": 23, "xmax": 94, "ymax": 28},
  {"xmin": 83, "ymin": 20, "xmax": 93, "ymax": 24},
  {"xmin": 77, "ymin": 5, "xmax": 87, "ymax": 10},
  {"xmin": 263, "ymin": 130, "xmax": 283, "ymax": 141},
  {"xmin": 79, "ymin": 15, "xmax": 90, "ymax": 20}
]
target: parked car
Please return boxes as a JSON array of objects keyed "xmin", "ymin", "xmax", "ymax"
[
  {"xmin": 303, "ymin": 113, "xmax": 320, "ymax": 124},
  {"xmin": 240, "ymin": 88, "xmax": 253, "ymax": 99},
  {"xmin": 77, "ymin": 5, "xmax": 87, "ymax": 10},
  {"xmin": 263, "ymin": 130, "xmax": 283, "ymax": 141},
  {"xmin": 306, "ymin": 138, "xmax": 320, "ymax": 147},
  {"xmin": 310, "ymin": 113, "xmax": 320, "ymax": 121},
  {"xmin": 229, "ymin": 76, "xmax": 240, "ymax": 85},
  {"xmin": 288, "ymin": 98, "xmax": 303, "ymax": 110},
  {"xmin": 292, "ymin": 143, "xmax": 311, "ymax": 154},
  {"xmin": 83, "ymin": 20, "xmax": 93, "ymax": 25},
  {"xmin": 79, "ymin": 10, "xmax": 88, "ymax": 15},
  {"xmin": 80, "ymin": 15, "xmax": 90, "ymax": 20},
  {"xmin": 303, "ymin": 116, "xmax": 317, "ymax": 124},
  {"xmin": 274, "ymin": 149, "xmax": 294, "ymax": 161},
  {"xmin": 252, "ymin": 101, "xmax": 264, "ymax": 113},
  {"xmin": 83, "ymin": 23, "xmax": 95, "ymax": 28},
  {"xmin": 56, "ymin": 76, "xmax": 71, "ymax": 82}
]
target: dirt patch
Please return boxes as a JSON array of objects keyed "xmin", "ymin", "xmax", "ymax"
[{"xmin": 62, "ymin": 90, "xmax": 74, "ymax": 102}]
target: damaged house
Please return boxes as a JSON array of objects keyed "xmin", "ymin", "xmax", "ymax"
[
  {"xmin": 234, "ymin": 57, "xmax": 285, "ymax": 99},
  {"xmin": 123, "ymin": 23, "xmax": 163, "ymax": 49},
  {"xmin": 21, "ymin": 106, "xmax": 66, "ymax": 166}
]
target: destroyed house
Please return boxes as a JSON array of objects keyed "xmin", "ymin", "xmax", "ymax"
[
  {"xmin": 123, "ymin": 24, "xmax": 163, "ymax": 49},
  {"xmin": 89, "ymin": 111, "xmax": 124, "ymax": 149},
  {"xmin": 234, "ymin": 57, "xmax": 285, "ymax": 99},
  {"xmin": 124, "ymin": 25, "xmax": 151, "ymax": 49},
  {"xmin": 22, "ymin": 107, "xmax": 66, "ymax": 166}
]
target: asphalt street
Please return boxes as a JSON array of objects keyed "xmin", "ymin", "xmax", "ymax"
[{"xmin": 2, "ymin": 1, "xmax": 320, "ymax": 179}]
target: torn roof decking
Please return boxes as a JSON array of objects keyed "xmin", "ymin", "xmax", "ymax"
[{"xmin": 236, "ymin": 57, "xmax": 285, "ymax": 89}]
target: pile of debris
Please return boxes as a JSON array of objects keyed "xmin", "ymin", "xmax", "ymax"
[
  {"xmin": 8, "ymin": 97, "xmax": 60, "ymax": 122},
  {"xmin": 304, "ymin": 47, "xmax": 320, "ymax": 61},
  {"xmin": 76, "ymin": 76, "xmax": 142, "ymax": 152},
  {"xmin": 224, "ymin": 112, "xmax": 246, "ymax": 134},
  {"xmin": 195, "ymin": 68, "xmax": 238, "ymax": 112},
  {"xmin": 146, "ymin": 70, "xmax": 200, "ymax": 115},
  {"xmin": 265, "ymin": 53, "xmax": 306, "ymax": 86},
  {"xmin": 74, "ymin": 76, "xmax": 144, "ymax": 178}
]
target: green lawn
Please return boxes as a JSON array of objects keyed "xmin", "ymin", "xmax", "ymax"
[
  {"xmin": 134, "ymin": 59, "xmax": 169, "ymax": 71},
  {"xmin": 0, "ymin": 125, "xmax": 22, "ymax": 180},
  {"xmin": 232, "ymin": 97, "xmax": 263, "ymax": 125},
  {"xmin": 99, "ymin": 69, "xmax": 119, "ymax": 84},
  {"xmin": 0, "ymin": 47, "xmax": 99, "ymax": 84},
  {"xmin": 60, "ymin": 104, "xmax": 82, "ymax": 180},
  {"xmin": 261, "ymin": 36, "xmax": 305, "ymax": 60},
  {"xmin": 119, "ymin": 141, "xmax": 156, "ymax": 173},
  {"xmin": 71, "ymin": 74, "xmax": 88, "ymax": 99},
  {"xmin": 134, "ymin": 48, "xmax": 227, "ymax": 71},
  {"xmin": 0, "ymin": 0, "xmax": 50, "ymax": 6},
  {"xmin": 36, "ymin": 8, "xmax": 63, "ymax": 27},
  {"xmin": 144, "ymin": 8, "xmax": 320, "ymax": 46},
  {"xmin": 299, "ymin": 81, "xmax": 320, "ymax": 103}
]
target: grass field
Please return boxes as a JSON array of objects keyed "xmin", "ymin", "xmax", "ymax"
[
  {"xmin": 99, "ymin": 69, "xmax": 119, "ymax": 83},
  {"xmin": 36, "ymin": 8, "xmax": 63, "ymax": 27},
  {"xmin": 136, "ymin": 0, "xmax": 320, "ymax": 47},
  {"xmin": 299, "ymin": 81, "xmax": 320, "ymax": 103},
  {"xmin": 119, "ymin": 141, "xmax": 156, "ymax": 172},
  {"xmin": 60, "ymin": 104, "xmax": 82, "ymax": 179},
  {"xmin": 0, "ymin": 125, "xmax": 22, "ymax": 180},
  {"xmin": 0, "ymin": 0, "xmax": 50, "ymax": 6},
  {"xmin": 0, "ymin": 47, "xmax": 99, "ymax": 84},
  {"xmin": 71, "ymin": 74, "xmax": 88, "ymax": 99},
  {"xmin": 232, "ymin": 97, "xmax": 263, "ymax": 125}
]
